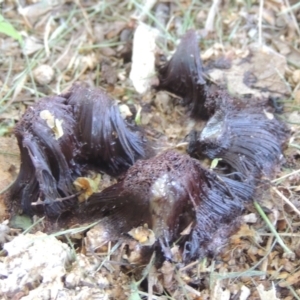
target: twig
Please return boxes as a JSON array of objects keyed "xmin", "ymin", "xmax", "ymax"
[
  {"xmin": 283, "ymin": 0, "xmax": 300, "ymax": 36},
  {"xmin": 131, "ymin": 0, "xmax": 157, "ymax": 22},
  {"xmin": 137, "ymin": 291, "xmax": 159, "ymax": 299},
  {"xmin": 0, "ymin": 178, "xmax": 17, "ymax": 195},
  {"xmin": 175, "ymin": 142, "xmax": 188, "ymax": 149},
  {"xmin": 286, "ymin": 285, "xmax": 300, "ymax": 300},
  {"xmin": 75, "ymin": 0, "xmax": 94, "ymax": 38},
  {"xmin": 44, "ymin": 16, "xmax": 53, "ymax": 58},
  {"xmin": 175, "ymin": 271, "xmax": 201, "ymax": 298},
  {"xmin": 254, "ymin": 201, "xmax": 294, "ymax": 255},
  {"xmin": 31, "ymin": 192, "xmax": 82, "ymax": 206},
  {"xmin": 50, "ymin": 221, "xmax": 99, "ymax": 238},
  {"xmin": 23, "ymin": 217, "xmax": 45, "ymax": 234},
  {"xmin": 290, "ymin": 143, "xmax": 300, "ymax": 150},
  {"xmin": 180, "ymin": 260, "xmax": 198, "ymax": 272},
  {"xmin": 272, "ymin": 187, "xmax": 300, "ymax": 217},
  {"xmin": 272, "ymin": 168, "xmax": 300, "ymax": 183},
  {"xmin": 260, "ymin": 233, "xmax": 300, "ymax": 237},
  {"xmin": 260, "ymin": 235, "xmax": 273, "ymax": 280},
  {"xmin": 205, "ymin": 0, "xmax": 220, "ymax": 32},
  {"xmin": 258, "ymin": 0, "xmax": 264, "ymax": 46}
]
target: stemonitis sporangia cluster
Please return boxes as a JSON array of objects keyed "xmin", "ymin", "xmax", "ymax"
[{"xmin": 7, "ymin": 30, "xmax": 289, "ymax": 263}]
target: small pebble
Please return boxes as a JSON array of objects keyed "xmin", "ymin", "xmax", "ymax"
[{"xmin": 33, "ymin": 64, "xmax": 54, "ymax": 85}]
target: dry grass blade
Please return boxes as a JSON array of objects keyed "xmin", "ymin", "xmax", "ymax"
[
  {"xmin": 254, "ymin": 201, "xmax": 294, "ymax": 256},
  {"xmin": 205, "ymin": 0, "xmax": 221, "ymax": 32},
  {"xmin": 283, "ymin": 0, "xmax": 300, "ymax": 36},
  {"xmin": 272, "ymin": 168, "xmax": 300, "ymax": 183},
  {"xmin": 272, "ymin": 187, "xmax": 300, "ymax": 217},
  {"xmin": 258, "ymin": 0, "xmax": 264, "ymax": 46}
]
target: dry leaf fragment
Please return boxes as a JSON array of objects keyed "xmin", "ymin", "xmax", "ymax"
[
  {"xmin": 119, "ymin": 104, "xmax": 133, "ymax": 119},
  {"xmin": 73, "ymin": 174, "xmax": 101, "ymax": 202},
  {"xmin": 243, "ymin": 213, "xmax": 258, "ymax": 223},
  {"xmin": 0, "ymin": 138, "xmax": 19, "ymax": 218},
  {"xmin": 53, "ymin": 119, "xmax": 64, "ymax": 140},
  {"xmin": 84, "ymin": 223, "xmax": 112, "ymax": 253},
  {"xmin": 18, "ymin": 1, "xmax": 58, "ymax": 20},
  {"xmin": 40, "ymin": 110, "xmax": 64, "ymax": 140},
  {"xmin": 40, "ymin": 110, "xmax": 55, "ymax": 127},
  {"xmin": 208, "ymin": 44, "xmax": 289, "ymax": 98},
  {"xmin": 211, "ymin": 279, "xmax": 230, "ymax": 300},
  {"xmin": 292, "ymin": 70, "xmax": 300, "ymax": 84},
  {"xmin": 23, "ymin": 36, "xmax": 44, "ymax": 55},
  {"xmin": 263, "ymin": 109, "xmax": 274, "ymax": 120},
  {"xmin": 239, "ymin": 285, "xmax": 251, "ymax": 300},
  {"xmin": 231, "ymin": 224, "xmax": 262, "ymax": 245},
  {"xmin": 160, "ymin": 261, "xmax": 175, "ymax": 290},
  {"xmin": 278, "ymin": 270, "xmax": 300, "ymax": 287},
  {"xmin": 257, "ymin": 283, "xmax": 279, "ymax": 300},
  {"xmin": 128, "ymin": 224, "xmax": 155, "ymax": 246},
  {"xmin": 180, "ymin": 222, "xmax": 193, "ymax": 235}
]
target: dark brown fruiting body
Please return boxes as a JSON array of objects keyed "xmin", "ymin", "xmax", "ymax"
[
  {"xmin": 66, "ymin": 83, "xmax": 146, "ymax": 176},
  {"xmin": 10, "ymin": 95, "xmax": 80, "ymax": 217},
  {"xmin": 8, "ymin": 27, "xmax": 290, "ymax": 266},
  {"xmin": 156, "ymin": 30, "xmax": 279, "ymax": 120},
  {"xmin": 156, "ymin": 31, "xmax": 233, "ymax": 119},
  {"xmin": 81, "ymin": 150, "xmax": 254, "ymax": 261},
  {"xmin": 159, "ymin": 30, "xmax": 288, "ymax": 179},
  {"xmin": 188, "ymin": 107, "xmax": 289, "ymax": 179},
  {"xmin": 157, "ymin": 30, "xmax": 208, "ymax": 119},
  {"xmin": 156, "ymin": 29, "xmax": 289, "ymax": 261},
  {"xmin": 9, "ymin": 83, "xmax": 147, "ymax": 217}
]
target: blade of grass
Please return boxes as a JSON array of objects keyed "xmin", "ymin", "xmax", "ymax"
[
  {"xmin": 0, "ymin": 14, "xmax": 23, "ymax": 44},
  {"xmin": 131, "ymin": 0, "xmax": 176, "ymax": 43},
  {"xmin": 272, "ymin": 168, "xmax": 300, "ymax": 184},
  {"xmin": 129, "ymin": 252, "xmax": 156, "ymax": 300},
  {"xmin": 286, "ymin": 284, "xmax": 300, "ymax": 300},
  {"xmin": 50, "ymin": 221, "xmax": 99, "ymax": 237},
  {"xmin": 258, "ymin": 0, "xmax": 264, "ymax": 46},
  {"xmin": 213, "ymin": 270, "xmax": 266, "ymax": 281},
  {"xmin": 0, "ymin": 56, "xmax": 13, "ymax": 98},
  {"xmin": 95, "ymin": 240, "xmax": 122, "ymax": 272},
  {"xmin": 254, "ymin": 201, "xmax": 294, "ymax": 255},
  {"xmin": 23, "ymin": 217, "xmax": 45, "ymax": 234}
]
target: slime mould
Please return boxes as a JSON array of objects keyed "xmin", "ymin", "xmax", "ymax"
[
  {"xmin": 9, "ymin": 83, "xmax": 147, "ymax": 217},
  {"xmin": 81, "ymin": 150, "xmax": 255, "ymax": 261},
  {"xmin": 188, "ymin": 107, "xmax": 289, "ymax": 179}
]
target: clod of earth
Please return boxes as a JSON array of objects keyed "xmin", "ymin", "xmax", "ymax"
[{"xmin": 7, "ymin": 30, "xmax": 288, "ymax": 264}]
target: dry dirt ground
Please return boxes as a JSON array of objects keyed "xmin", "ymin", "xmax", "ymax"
[{"xmin": 1, "ymin": 0, "xmax": 300, "ymax": 299}]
